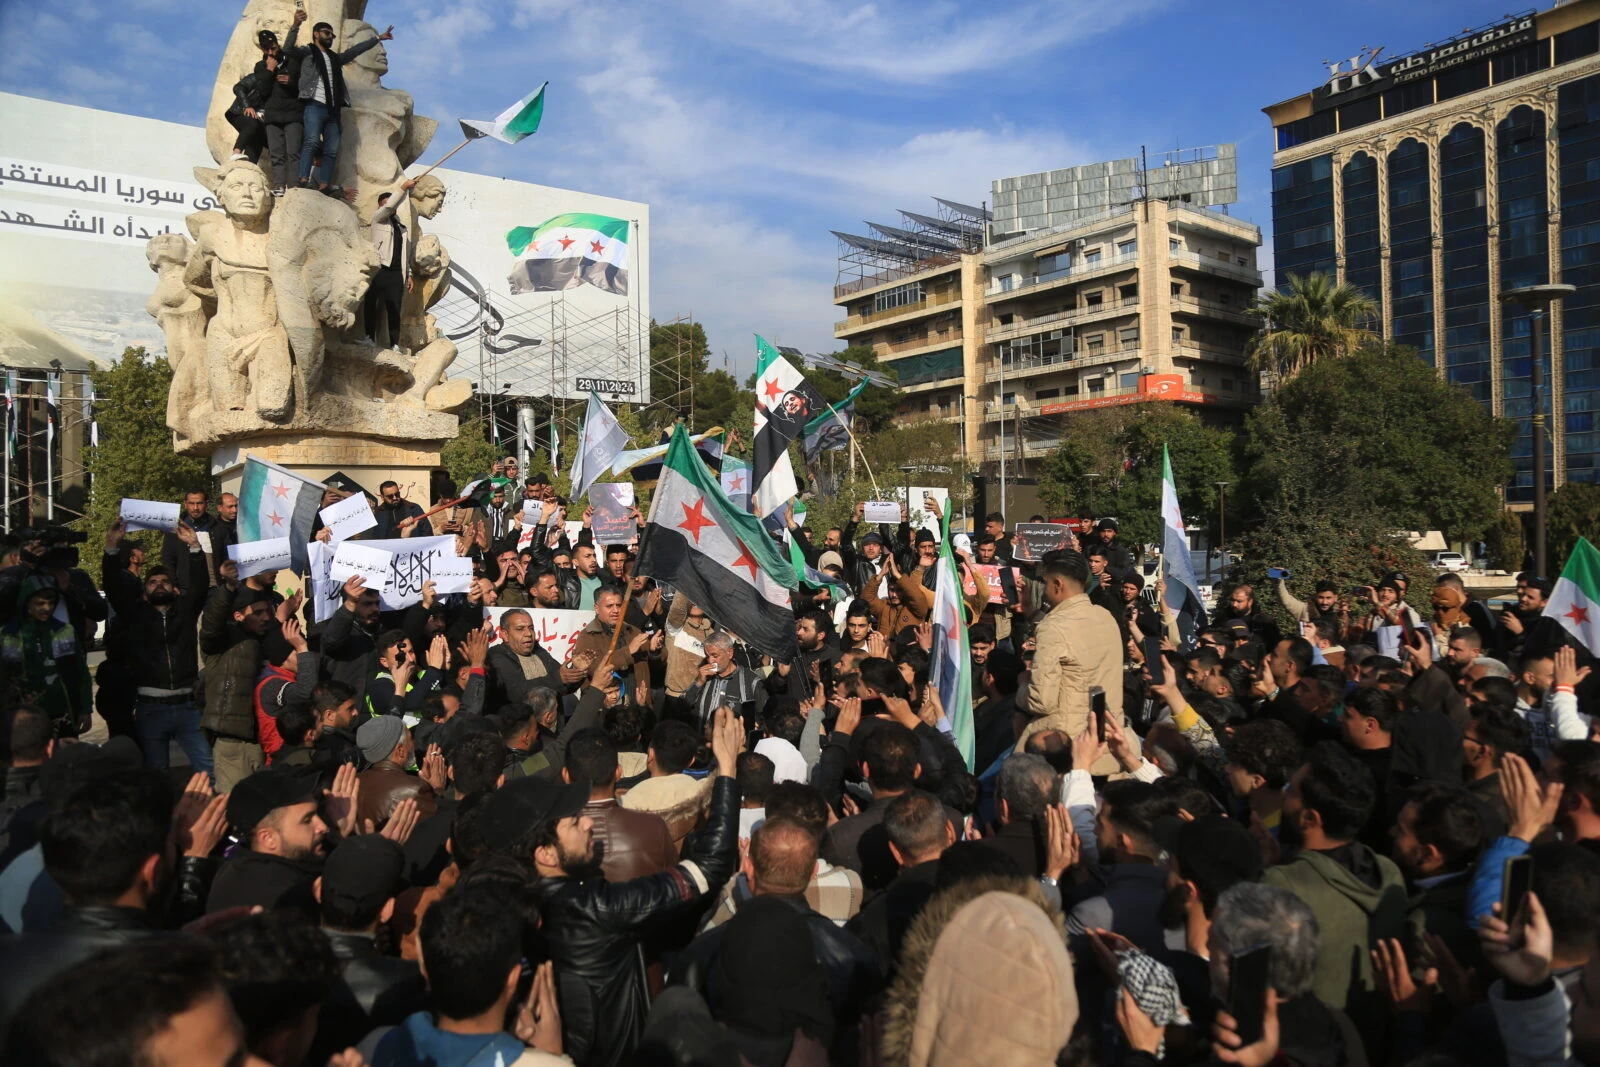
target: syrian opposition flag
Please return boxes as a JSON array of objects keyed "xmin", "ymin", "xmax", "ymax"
[
  {"xmin": 506, "ymin": 214, "xmax": 629, "ymax": 296},
  {"xmin": 45, "ymin": 372, "xmax": 58, "ymax": 452},
  {"xmin": 1160, "ymin": 444, "xmax": 1207, "ymax": 646},
  {"xmin": 608, "ymin": 428, "xmax": 726, "ymax": 480},
  {"xmin": 751, "ymin": 335, "xmax": 823, "ymax": 520},
  {"xmin": 803, "ymin": 379, "xmax": 867, "ymax": 462},
  {"xmin": 1546, "ymin": 536, "xmax": 1600, "ymax": 655},
  {"xmin": 457, "ymin": 477, "xmax": 499, "ymax": 509},
  {"xmin": 570, "ymin": 392, "xmax": 629, "ymax": 501},
  {"xmin": 239, "ymin": 455, "xmax": 323, "ymax": 575},
  {"xmin": 460, "ymin": 82, "xmax": 547, "ymax": 144},
  {"xmin": 3, "ymin": 370, "xmax": 15, "ymax": 460},
  {"xmin": 636, "ymin": 425, "xmax": 800, "ymax": 660},
  {"xmin": 929, "ymin": 512, "xmax": 975, "ymax": 769},
  {"xmin": 721, "ymin": 454, "xmax": 752, "ymax": 511}
]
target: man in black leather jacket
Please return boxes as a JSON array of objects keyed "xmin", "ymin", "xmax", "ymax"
[
  {"xmin": 483, "ymin": 705, "xmax": 744, "ymax": 1067},
  {"xmin": 0, "ymin": 767, "xmax": 226, "ymax": 1045},
  {"xmin": 671, "ymin": 815, "xmax": 880, "ymax": 1047},
  {"xmin": 310, "ymin": 834, "xmax": 426, "ymax": 1066}
]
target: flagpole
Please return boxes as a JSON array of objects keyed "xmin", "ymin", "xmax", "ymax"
[
  {"xmin": 601, "ymin": 554, "xmax": 642, "ymax": 668},
  {"xmin": 413, "ymin": 137, "xmax": 473, "ymax": 181}
]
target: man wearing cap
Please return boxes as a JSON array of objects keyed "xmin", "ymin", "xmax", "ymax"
[
  {"xmin": 207, "ymin": 767, "xmax": 329, "ymax": 914},
  {"xmin": 356, "ymin": 715, "xmax": 438, "ymax": 828},
  {"xmin": 1094, "ymin": 517, "xmax": 1134, "ymax": 578},
  {"xmin": 310, "ymin": 835, "xmax": 427, "ymax": 1065},
  {"xmin": 3, "ymin": 578, "xmax": 93, "ymax": 739},
  {"xmin": 490, "ymin": 705, "xmax": 743, "ymax": 1067},
  {"xmin": 200, "ymin": 579, "xmax": 281, "ymax": 791}
]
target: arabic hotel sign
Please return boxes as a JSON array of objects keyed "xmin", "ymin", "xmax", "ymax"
[{"xmin": 1313, "ymin": 15, "xmax": 1537, "ymax": 111}]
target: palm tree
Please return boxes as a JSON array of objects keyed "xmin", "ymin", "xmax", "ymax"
[{"xmin": 1246, "ymin": 272, "xmax": 1379, "ymax": 381}]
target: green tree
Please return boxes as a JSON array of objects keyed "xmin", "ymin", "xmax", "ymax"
[
  {"xmin": 440, "ymin": 412, "xmax": 498, "ymax": 494},
  {"xmin": 1037, "ymin": 403, "xmax": 1239, "ymax": 549},
  {"xmin": 1247, "ymin": 272, "xmax": 1379, "ymax": 380},
  {"xmin": 648, "ymin": 319, "xmax": 711, "ymax": 430},
  {"xmin": 789, "ymin": 420, "xmax": 970, "ymax": 536},
  {"xmin": 1483, "ymin": 508, "xmax": 1527, "ymax": 572},
  {"xmin": 1548, "ymin": 481, "xmax": 1600, "ymax": 571},
  {"xmin": 1226, "ymin": 502, "xmax": 1433, "ymax": 631},
  {"xmin": 83, "ymin": 348, "xmax": 211, "ymax": 584},
  {"xmin": 693, "ymin": 369, "xmax": 744, "ymax": 433},
  {"xmin": 1240, "ymin": 341, "xmax": 1514, "ymax": 544}
]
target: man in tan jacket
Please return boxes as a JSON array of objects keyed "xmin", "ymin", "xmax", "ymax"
[{"xmin": 1016, "ymin": 551, "xmax": 1124, "ymax": 775}]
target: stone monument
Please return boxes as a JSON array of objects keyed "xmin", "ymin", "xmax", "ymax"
[{"xmin": 159, "ymin": 0, "xmax": 470, "ymax": 507}]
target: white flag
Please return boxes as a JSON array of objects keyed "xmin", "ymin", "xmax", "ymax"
[{"xmin": 569, "ymin": 392, "xmax": 629, "ymax": 500}]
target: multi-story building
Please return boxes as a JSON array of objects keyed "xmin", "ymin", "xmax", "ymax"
[
  {"xmin": 1264, "ymin": 1, "xmax": 1600, "ymax": 501},
  {"xmin": 831, "ymin": 202, "xmax": 989, "ymax": 461},
  {"xmin": 832, "ymin": 157, "xmax": 1265, "ymax": 480},
  {"xmin": 980, "ymin": 197, "xmax": 1263, "ymax": 472}
]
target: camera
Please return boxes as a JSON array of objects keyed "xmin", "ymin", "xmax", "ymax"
[{"xmin": 17, "ymin": 525, "xmax": 88, "ymax": 568}]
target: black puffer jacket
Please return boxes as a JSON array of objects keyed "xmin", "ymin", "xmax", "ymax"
[{"xmin": 530, "ymin": 776, "xmax": 741, "ymax": 1067}]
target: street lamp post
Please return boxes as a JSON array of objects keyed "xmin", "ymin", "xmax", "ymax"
[
  {"xmin": 1499, "ymin": 283, "xmax": 1576, "ymax": 579},
  {"xmin": 1214, "ymin": 481, "xmax": 1229, "ymax": 581}
]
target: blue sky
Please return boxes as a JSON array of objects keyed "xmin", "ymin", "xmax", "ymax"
[{"xmin": 0, "ymin": 0, "xmax": 1525, "ymax": 378}]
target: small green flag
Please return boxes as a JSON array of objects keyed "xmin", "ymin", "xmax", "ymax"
[{"xmin": 460, "ymin": 83, "xmax": 547, "ymax": 144}]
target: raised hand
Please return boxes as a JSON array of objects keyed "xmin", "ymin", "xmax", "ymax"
[
  {"xmin": 834, "ymin": 695, "xmax": 863, "ymax": 737},
  {"xmin": 1500, "ymin": 752, "xmax": 1563, "ymax": 844},
  {"xmin": 325, "ymin": 762, "xmax": 361, "ymax": 837},
  {"xmin": 380, "ymin": 797, "xmax": 421, "ymax": 845},
  {"xmin": 1070, "ymin": 722, "xmax": 1106, "ymax": 773},
  {"xmin": 282, "ymin": 617, "xmax": 309, "ymax": 653},
  {"xmin": 914, "ymin": 621, "xmax": 933, "ymax": 652},
  {"xmin": 341, "ymin": 574, "xmax": 366, "ymax": 601},
  {"xmin": 513, "ymin": 960, "xmax": 563, "ymax": 1054},
  {"xmin": 710, "ymin": 705, "xmax": 743, "ymax": 777},
  {"xmin": 1371, "ymin": 938, "xmax": 1433, "ymax": 1014},
  {"xmin": 865, "ymin": 630, "xmax": 889, "ymax": 659},
  {"xmin": 1042, "ymin": 803, "xmax": 1078, "ymax": 881},
  {"xmin": 1554, "ymin": 645, "xmax": 1591, "ymax": 689},
  {"xmin": 426, "ymin": 633, "xmax": 448, "ymax": 670},
  {"xmin": 419, "ymin": 744, "xmax": 447, "ymax": 792},
  {"xmin": 104, "ymin": 518, "xmax": 126, "ymax": 552},
  {"xmin": 1212, "ymin": 990, "xmax": 1280, "ymax": 1067}
]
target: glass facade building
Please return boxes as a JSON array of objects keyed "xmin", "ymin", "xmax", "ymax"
[{"xmin": 1265, "ymin": 2, "xmax": 1600, "ymax": 502}]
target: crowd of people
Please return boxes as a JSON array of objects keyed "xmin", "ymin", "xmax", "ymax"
[{"xmin": 1, "ymin": 461, "xmax": 1599, "ymax": 1067}]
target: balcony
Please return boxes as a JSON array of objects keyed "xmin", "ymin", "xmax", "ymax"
[
  {"xmin": 984, "ymin": 345, "xmax": 1142, "ymax": 384},
  {"xmin": 873, "ymin": 332, "xmax": 962, "ymax": 358},
  {"xmin": 985, "ymin": 251, "xmax": 1139, "ymax": 300},
  {"xmin": 985, "ymin": 297, "xmax": 1139, "ymax": 344},
  {"xmin": 834, "ymin": 290, "xmax": 960, "ymax": 334},
  {"xmin": 1169, "ymin": 248, "xmax": 1263, "ymax": 286},
  {"xmin": 1169, "ymin": 295, "xmax": 1259, "ymax": 327},
  {"xmin": 1171, "ymin": 340, "xmax": 1249, "ymax": 364}
]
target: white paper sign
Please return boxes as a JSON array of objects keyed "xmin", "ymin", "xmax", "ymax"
[
  {"xmin": 484, "ymin": 607, "xmax": 595, "ymax": 660},
  {"xmin": 194, "ymin": 530, "xmax": 213, "ymax": 556},
  {"xmin": 863, "ymin": 500, "xmax": 901, "ymax": 523},
  {"xmin": 522, "ymin": 499, "xmax": 539, "ymax": 523},
  {"xmin": 228, "ymin": 537, "xmax": 292, "ymax": 578},
  {"xmin": 120, "ymin": 498, "xmax": 180, "ymax": 532},
  {"xmin": 673, "ymin": 629, "xmax": 706, "ymax": 658},
  {"xmin": 433, "ymin": 554, "xmax": 475, "ymax": 595},
  {"xmin": 319, "ymin": 493, "xmax": 378, "ymax": 543},
  {"xmin": 330, "ymin": 542, "xmax": 393, "ymax": 596},
  {"xmin": 308, "ymin": 535, "xmax": 461, "ymax": 622},
  {"xmin": 564, "ymin": 520, "xmax": 585, "ymax": 544}
]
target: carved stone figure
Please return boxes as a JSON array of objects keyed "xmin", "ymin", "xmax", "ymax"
[
  {"xmin": 144, "ymin": 234, "xmax": 208, "ymax": 439},
  {"xmin": 338, "ymin": 19, "xmax": 436, "ymax": 224},
  {"xmin": 184, "ymin": 161, "xmax": 291, "ymax": 420},
  {"xmin": 167, "ymin": 0, "xmax": 467, "ymax": 455}
]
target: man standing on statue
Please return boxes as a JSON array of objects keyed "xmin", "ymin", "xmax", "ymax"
[{"xmin": 289, "ymin": 19, "xmax": 393, "ymax": 198}]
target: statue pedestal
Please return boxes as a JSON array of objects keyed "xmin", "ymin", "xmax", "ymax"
[{"xmin": 212, "ymin": 433, "xmax": 445, "ymax": 509}]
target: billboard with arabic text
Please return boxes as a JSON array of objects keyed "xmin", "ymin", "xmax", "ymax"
[{"xmin": 0, "ymin": 91, "xmax": 649, "ymax": 403}]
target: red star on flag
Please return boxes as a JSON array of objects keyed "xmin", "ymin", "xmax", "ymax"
[
  {"xmin": 589, "ymin": 239, "xmax": 605, "ymax": 255},
  {"xmin": 1566, "ymin": 603, "xmax": 1591, "ymax": 627},
  {"xmin": 267, "ymin": 512, "xmax": 284, "ymax": 528},
  {"xmin": 728, "ymin": 472, "xmax": 745, "ymax": 491},
  {"xmin": 762, "ymin": 377, "xmax": 782, "ymax": 402},
  {"xmin": 530, "ymin": 240, "xmax": 540, "ymax": 252},
  {"xmin": 730, "ymin": 541, "xmax": 761, "ymax": 582},
  {"xmin": 944, "ymin": 599, "xmax": 961, "ymax": 634},
  {"xmin": 676, "ymin": 499, "xmax": 714, "ymax": 544},
  {"xmin": 558, "ymin": 235, "xmax": 575, "ymax": 250},
  {"xmin": 271, "ymin": 481, "xmax": 292, "ymax": 499}
]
